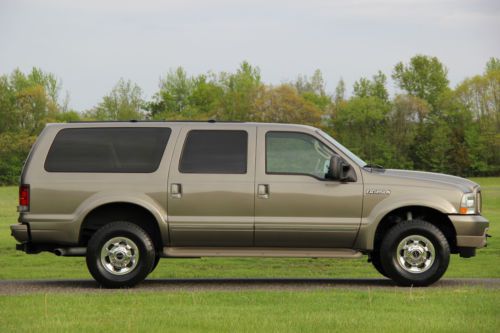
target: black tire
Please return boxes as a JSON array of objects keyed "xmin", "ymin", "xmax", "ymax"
[
  {"xmin": 370, "ymin": 251, "xmax": 388, "ymax": 278},
  {"xmin": 151, "ymin": 254, "xmax": 161, "ymax": 273},
  {"xmin": 86, "ymin": 221, "xmax": 155, "ymax": 288},
  {"xmin": 380, "ymin": 220, "xmax": 450, "ymax": 287}
]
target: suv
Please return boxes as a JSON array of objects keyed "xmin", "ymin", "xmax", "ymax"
[{"xmin": 10, "ymin": 121, "xmax": 489, "ymax": 287}]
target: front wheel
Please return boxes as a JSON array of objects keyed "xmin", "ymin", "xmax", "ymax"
[
  {"xmin": 379, "ymin": 220, "xmax": 450, "ymax": 287},
  {"xmin": 151, "ymin": 254, "xmax": 161, "ymax": 273},
  {"xmin": 370, "ymin": 251, "xmax": 388, "ymax": 278},
  {"xmin": 86, "ymin": 221, "xmax": 155, "ymax": 288}
]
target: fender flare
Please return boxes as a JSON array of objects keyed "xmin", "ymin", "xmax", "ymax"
[
  {"xmin": 354, "ymin": 196, "xmax": 456, "ymax": 250},
  {"xmin": 73, "ymin": 192, "xmax": 168, "ymax": 244}
]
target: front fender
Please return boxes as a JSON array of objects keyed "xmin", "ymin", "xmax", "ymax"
[{"xmin": 354, "ymin": 192, "xmax": 458, "ymax": 250}]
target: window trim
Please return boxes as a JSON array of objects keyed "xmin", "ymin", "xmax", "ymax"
[
  {"xmin": 178, "ymin": 129, "xmax": 249, "ymax": 174},
  {"xmin": 265, "ymin": 130, "xmax": 346, "ymax": 181},
  {"xmin": 44, "ymin": 127, "xmax": 171, "ymax": 173}
]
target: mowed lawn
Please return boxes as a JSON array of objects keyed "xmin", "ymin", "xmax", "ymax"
[
  {"xmin": 1, "ymin": 288, "xmax": 498, "ymax": 332},
  {"xmin": 0, "ymin": 178, "xmax": 499, "ymax": 332}
]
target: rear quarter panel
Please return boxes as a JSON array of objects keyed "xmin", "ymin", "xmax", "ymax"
[{"xmin": 21, "ymin": 123, "xmax": 180, "ymax": 245}]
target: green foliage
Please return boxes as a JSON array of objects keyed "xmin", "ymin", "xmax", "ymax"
[
  {"xmin": 254, "ymin": 85, "xmax": 322, "ymax": 124},
  {"xmin": 353, "ymin": 71, "xmax": 389, "ymax": 102},
  {"xmin": 0, "ymin": 68, "xmax": 83, "ymax": 185},
  {"xmin": 0, "ymin": 56, "xmax": 499, "ymax": 185},
  {"xmin": 0, "ymin": 132, "xmax": 36, "ymax": 185},
  {"xmin": 334, "ymin": 96, "xmax": 393, "ymax": 165},
  {"xmin": 294, "ymin": 69, "xmax": 326, "ymax": 96},
  {"xmin": 392, "ymin": 55, "xmax": 450, "ymax": 109},
  {"xmin": 454, "ymin": 65, "xmax": 500, "ymax": 175},
  {"xmin": 293, "ymin": 70, "xmax": 333, "ymax": 114},
  {"xmin": 157, "ymin": 67, "xmax": 195, "ymax": 115},
  {"xmin": 485, "ymin": 57, "xmax": 500, "ymax": 74},
  {"xmin": 218, "ymin": 61, "xmax": 262, "ymax": 121},
  {"xmin": 85, "ymin": 79, "xmax": 144, "ymax": 120},
  {"xmin": 189, "ymin": 74, "xmax": 224, "ymax": 116},
  {"xmin": 386, "ymin": 95, "xmax": 430, "ymax": 169},
  {"xmin": 0, "ymin": 68, "xmax": 62, "ymax": 135},
  {"xmin": 334, "ymin": 78, "xmax": 346, "ymax": 106}
]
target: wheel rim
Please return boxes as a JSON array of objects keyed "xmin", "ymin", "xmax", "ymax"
[
  {"xmin": 100, "ymin": 237, "xmax": 140, "ymax": 275},
  {"xmin": 396, "ymin": 235, "xmax": 435, "ymax": 274}
]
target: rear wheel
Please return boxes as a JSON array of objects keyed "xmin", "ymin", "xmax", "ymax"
[
  {"xmin": 380, "ymin": 220, "xmax": 450, "ymax": 286},
  {"xmin": 86, "ymin": 221, "xmax": 155, "ymax": 288}
]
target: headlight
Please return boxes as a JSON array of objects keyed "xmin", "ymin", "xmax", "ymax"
[{"xmin": 460, "ymin": 193, "xmax": 476, "ymax": 214}]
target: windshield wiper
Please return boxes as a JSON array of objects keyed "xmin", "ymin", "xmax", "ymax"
[{"xmin": 363, "ymin": 163, "xmax": 385, "ymax": 170}]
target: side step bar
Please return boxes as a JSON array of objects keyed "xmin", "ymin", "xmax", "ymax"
[{"xmin": 163, "ymin": 247, "xmax": 363, "ymax": 258}]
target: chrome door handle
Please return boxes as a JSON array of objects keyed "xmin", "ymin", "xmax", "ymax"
[
  {"xmin": 171, "ymin": 183, "xmax": 182, "ymax": 199},
  {"xmin": 257, "ymin": 184, "xmax": 270, "ymax": 199}
]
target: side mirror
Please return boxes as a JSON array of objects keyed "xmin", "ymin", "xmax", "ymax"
[{"xmin": 327, "ymin": 155, "xmax": 354, "ymax": 181}]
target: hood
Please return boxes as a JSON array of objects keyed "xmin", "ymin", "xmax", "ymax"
[{"xmin": 376, "ymin": 169, "xmax": 478, "ymax": 193}]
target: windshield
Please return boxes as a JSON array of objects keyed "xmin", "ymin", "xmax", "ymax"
[{"xmin": 316, "ymin": 130, "xmax": 366, "ymax": 167}]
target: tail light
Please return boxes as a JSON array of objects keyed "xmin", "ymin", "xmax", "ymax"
[
  {"xmin": 477, "ymin": 191, "xmax": 482, "ymax": 214},
  {"xmin": 18, "ymin": 184, "xmax": 30, "ymax": 212}
]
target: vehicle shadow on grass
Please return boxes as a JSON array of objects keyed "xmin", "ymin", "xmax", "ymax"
[{"xmin": 2, "ymin": 277, "xmax": 499, "ymax": 294}]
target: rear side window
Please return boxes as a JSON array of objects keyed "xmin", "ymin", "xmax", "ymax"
[
  {"xmin": 179, "ymin": 130, "xmax": 247, "ymax": 174},
  {"xmin": 45, "ymin": 127, "xmax": 171, "ymax": 173}
]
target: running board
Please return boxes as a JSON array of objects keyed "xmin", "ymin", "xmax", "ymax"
[{"xmin": 162, "ymin": 247, "xmax": 363, "ymax": 258}]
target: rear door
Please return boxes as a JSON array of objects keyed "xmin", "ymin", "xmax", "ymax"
[{"xmin": 167, "ymin": 124, "xmax": 256, "ymax": 246}]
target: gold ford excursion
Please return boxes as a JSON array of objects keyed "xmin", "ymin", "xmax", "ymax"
[{"xmin": 10, "ymin": 121, "xmax": 490, "ymax": 287}]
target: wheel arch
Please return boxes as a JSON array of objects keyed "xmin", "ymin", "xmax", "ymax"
[
  {"xmin": 355, "ymin": 205, "xmax": 458, "ymax": 253},
  {"xmin": 371, "ymin": 205, "xmax": 457, "ymax": 254},
  {"xmin": 79, "ymin": 201, "xmax": 166, "ymax": 251}
]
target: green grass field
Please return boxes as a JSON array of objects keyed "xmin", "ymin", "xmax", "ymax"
[
  {"xmin": 0, "ymin": 178, "xmax": 499, "ymax": 332},
  {"xmin": 1, "ymin": 288, "xmax": 498, "ymax": 332}
]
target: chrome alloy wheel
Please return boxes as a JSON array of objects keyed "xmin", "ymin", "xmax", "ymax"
[
  {"xmin": 100, "ymin": 237, "xmax": 140, "ymax": 275},
  {"xmin": 396, "ymin": 235, "xmax": 435, "ymax": 274}
]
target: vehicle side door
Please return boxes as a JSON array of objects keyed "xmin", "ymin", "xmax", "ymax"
[
  {"xmin": 167, "ymin": 125, "xmax": 256, "ymax": 246},
  {"xmin": 254, "ymin": 127, "xmax": 363, "ymax": 248}
]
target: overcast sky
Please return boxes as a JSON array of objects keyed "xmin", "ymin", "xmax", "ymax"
[{"xmin": 1, "ymin": 0, "xmax": 499, "ymax": 111}]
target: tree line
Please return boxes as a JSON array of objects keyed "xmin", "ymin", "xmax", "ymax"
[{"xmin": 0, "ymin": 55, "xmax": 499, "ymax": 185}]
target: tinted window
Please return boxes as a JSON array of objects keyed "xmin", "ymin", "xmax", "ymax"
[
  {"xmin": 45, "ymin": 127, "xmax": 171, "ymax": 173},
  {"xmin": 266, "ymin": 131, "xmax": 333, "ymax": 179},
  {"xmin": 179, "ymin": 130, "xmax": 247, "ymax": 174}
]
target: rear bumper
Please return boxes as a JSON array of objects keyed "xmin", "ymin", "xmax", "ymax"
[
  {"xmin": 448, "ymin": 215, "xmax": 489, "ymax": 248},
  {"xmin": 10, "ymin": 223, "xmax": 30, "ymax": 243}
]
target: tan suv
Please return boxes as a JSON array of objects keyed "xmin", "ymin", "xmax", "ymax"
[{"xmin": 10, "ymin": 121, "xmax": 489, "ymax": 287}]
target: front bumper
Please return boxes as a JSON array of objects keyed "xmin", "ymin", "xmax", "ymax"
[{"xmin": 448, "ymin": 215, "xmax": 489, "ymax": 248}]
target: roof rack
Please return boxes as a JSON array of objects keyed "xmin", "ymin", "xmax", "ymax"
[{"xmin": 68, "ymin": 119, "xmax": 245, "ymax": 123}]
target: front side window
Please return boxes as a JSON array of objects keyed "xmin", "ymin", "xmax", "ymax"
[
  {"xmin": 179, "ymin": 130, "xmax": 248, "ymax": 174},
  {"xmin": 266, "ymin": 131, "xmax": 333, "ymax": 179},
  {"xmin": 45, "ymin": 127, "xmax": 171, "ymax": 173}
]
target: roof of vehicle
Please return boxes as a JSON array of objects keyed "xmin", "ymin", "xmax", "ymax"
[{"xmin": 47, "ymin": 120, "xmax": 317, "ymax": 131}]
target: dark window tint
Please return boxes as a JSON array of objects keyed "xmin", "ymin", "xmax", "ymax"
[
  {"xmin": 45, "ymin": 127, "xmax": 171, "ymax": 173},
  {"xmin": 179, "ymin": 130, "xmax": 247, "ymax": 174}
]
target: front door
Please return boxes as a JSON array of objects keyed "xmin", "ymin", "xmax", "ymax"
[
  {"xmin": 167, "ymin": 125, "xmax": 256, "ymax": 246},
  {"xmin": 254, "ymin": 127, "xmax": 363, "ymax": 248}
]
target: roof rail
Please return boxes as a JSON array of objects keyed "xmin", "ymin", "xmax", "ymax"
[{"xmin": 68, "ymin": 119, "xmax": 245, "ymax": 123}]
